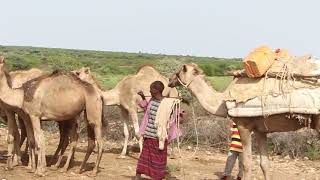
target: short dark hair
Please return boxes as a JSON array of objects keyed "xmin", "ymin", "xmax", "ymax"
[{"xmin": 151, "ymin": 81, "xmax": 164, "ymax": 93}]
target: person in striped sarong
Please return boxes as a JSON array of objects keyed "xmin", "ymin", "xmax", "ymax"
[
  {"xmin": 220, "ymin": 121, "xmax": 243, "ymax": 180},
  {"xmin": 135, "ymin": 81, "xmax": 185, "ymax": 180}
]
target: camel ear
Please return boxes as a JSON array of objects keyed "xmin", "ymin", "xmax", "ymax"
[
  {"xmin": 182, "ymin": 65, "xmax": 187, "ymax": 72},
  {"xmin": 84, "ymin": 67, "xmax": 90, "ymax": 74},
  {"xmin": 0, "ymin": 56, "xmax": 5, "ymax": 64},
  {"xmin": 193, "ymin": 68, "xmax": 200, "ymax": 75}
]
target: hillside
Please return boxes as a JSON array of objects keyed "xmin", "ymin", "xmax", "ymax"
[{"xmin": 0, "ymin": 45, "xmax": 242, "ymax": 90}]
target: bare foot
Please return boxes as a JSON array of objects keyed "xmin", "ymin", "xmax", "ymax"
[{"xmin": 135, "ymin": 173, "xmax": 141, "ymax": 180}]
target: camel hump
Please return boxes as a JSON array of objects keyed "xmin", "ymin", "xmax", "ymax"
[
  {"xmin": 136, "ymin": 64, "xmax": 157, "ymax": 73},
  {"xmin": 23, "ymin": 70, "xmax": 96, "ymax": 102},
  {"xmin": 22, "ymin": 73, "xmax": 50, "ymax": 102}
]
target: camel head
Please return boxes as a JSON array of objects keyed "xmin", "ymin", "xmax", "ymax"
[
  {"xmin": 168, "ymin": 63, "xmax": 203, "ymax": 88},
  {"xmin": 0, "ymin": 56, "xmax": 13, "ymax": 89},
  {"xmin": 72, "ymin": 67, "xmax": 95, "ymax": 85},
  {"xmin": 0, "ymin": 56, "xmax": 10, "ymax": 79},
  {"xmin": 72, "ymin": 67, "xmax": 104, "ymax": 90},
  {"xmin": 0, "ymin": 56, "xmax": 5, "ymax": 72}
]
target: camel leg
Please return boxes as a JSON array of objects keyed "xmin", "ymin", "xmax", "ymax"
[
  {"xmin": 21, "ymin": 113, "xmax": 36, "ymax": 172},
  {"xmin": 30, "ymin": 115, "xmax": 46, "ymax": 176},
  {"xmin": 82, "ymin": 96, "xmax": 103, "ymax": 176},
  {"xmin": 312, "ymin": 115, "xmax": 320, "ymax": 134},
  {"xmin": 119, "ymin": 107, "xmax": 129, "ymax": 158},
  {"xmin": 26, "ymin": 127, "xmax": 36, "ymax": 171},
  {"xmin": 129, "ymin": 110, "xmax": 142, "ymax": 154},
  {"xmin": 237, "ymin": 125, "xmax": 252, "ymax": 180},
  {"xmin": 255, "ymin": 131, "xmax": 270, "ymax": 180},
  {"xmin": 61, "ymin": 120, "xmax": 78, "ymax": 172},
  {"xmin": 12, "ymin": 115, "xmax": 22, "ymax": 167},
  {"xmin": 15, "ymin": 111, "xmax": 36, "ymax": 172},
  {"xmin": 92, "ymin": 122, "xmax": 103, "ymax": 176},
  {"xmin": 27, "ymin": 143, "xmax": 35, "ymax": 171},
  {"xmin": 18, "ymin": 116, "xmax": 28, "ymax": 155},
  {"xmin": 78, "ymin": 124, "xmax": 95, "ymax": 174},
  {"xmin": 6, "ymin": 110, "xmax": 21, "ymax": 170},
  {"xmin": 6, "ymin": 111, "xmax": 14, "ymax": 170},
  {"xmin": 50, "ymin": 122, "xmax": 68, "ymax": 168}
]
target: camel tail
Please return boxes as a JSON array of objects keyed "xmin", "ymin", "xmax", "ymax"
[{"xmin": 101, "ymin": 96, "xmax": 107, "ymax": 127}]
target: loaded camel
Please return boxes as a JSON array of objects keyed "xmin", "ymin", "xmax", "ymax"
[
  {"xmin": 72, "ymin": 65, "xmax": 179, "ymax": 158},
  {"xmin": 168, "ymin": 63, "xmax": 320, "ymax": 180},
  {"xmin": 0, "ymin": 57, "xmax": 104, "ymax": 176}
]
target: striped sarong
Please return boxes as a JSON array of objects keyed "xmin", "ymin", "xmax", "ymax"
[
  {"xmin": 230, "ymin": 122, "xmax": 243, "ymax": 152},
  {"xmin": 136, "ymin": 138, "xmax": 168, "ymax": 180}
]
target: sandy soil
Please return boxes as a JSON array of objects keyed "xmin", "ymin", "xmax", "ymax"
[{"xmin": 0, "ymin": 129, "xmax": 320, "ymax": 180}]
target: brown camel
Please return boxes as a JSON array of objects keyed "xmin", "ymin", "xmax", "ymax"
[
  {"xmin": 168, "ymin": 63, "xmax": 320, "ymax": 180},
  {"xmin": 72, "ymin": 65, "xmax": 179, "ymax": 158},
  {"xmin": 0, "ymin": 58, "xmax": 104, "ymax": 176}
]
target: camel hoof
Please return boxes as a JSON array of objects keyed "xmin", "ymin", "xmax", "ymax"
[
  {"xmin": 88, "ymin": 171, "xmax": 97, "ymax": 177},
  {"xmin": 12, "ymin": 159, "xmax": 22, "ymax": 167},
  {"xmin": 35, "ymin": 168, "xmax": 46, "ymax": 176},
  {"xmin": 27, "ymin": 167, "xmax": 36, "ymax": 173},
  {"xmin": 76, "ymin": 168, "xmax": 83, "ymax": 174},
  {"xmin": 49, "ymin": 166, "xmax": 59, "ymax": 171},
  {"xmin": 59, "ymin": 168, "xmax": 68, "ymax": 173},
  {"xmin": 117, "ymin": 154, "xmax": 127, "ymax": 159},
  {"xmin": 4, "ymin": 166, "xmax": 13, "ymax": 171}
]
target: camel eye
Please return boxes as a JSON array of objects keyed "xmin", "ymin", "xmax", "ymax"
[{"xmin": 76, "ymin": 72, "xmax": 80, "ymax": 76}]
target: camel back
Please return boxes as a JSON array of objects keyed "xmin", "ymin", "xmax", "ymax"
[
  {"xmin": 226, "ymin": 75, "xmax": 320, "ymax": 117},
  {"xmin": 22, "ymin": 70, "xmax": 94, "ymax": 102},
  {"xmin": 118, "ymin": 65, "xmax": 177, "ymax": 97},
  {"xmin": 226, "ymin": 76, "xmax": 319, "ymax": 102},
  {"xmin": 9, "ymin": 68, "xmax": 49, "ymax": 88}
]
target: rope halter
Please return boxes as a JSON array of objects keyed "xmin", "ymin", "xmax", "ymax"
[{"xmin": 176, "ymin": 74, "xmax": 197, "ymax": 89}]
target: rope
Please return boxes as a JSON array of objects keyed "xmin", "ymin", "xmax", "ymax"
[
  {"xmin": 189, "ymin": 96, "xmax": 199, "ymax": 157},
  {"xmin": 260, "ymin": 59, "xmax": 299, "ymax": 117},
  {"xmin": 172, "ymin": 84, "xmax": 200, "ymax": 180}
]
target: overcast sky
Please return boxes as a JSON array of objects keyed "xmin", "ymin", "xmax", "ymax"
[{"xmin": 1, "ymin": 0, "xmax": 319, "ymax": 58}]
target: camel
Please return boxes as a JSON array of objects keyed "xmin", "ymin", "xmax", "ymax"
[
  {"xmin": 0, "ymin": 68, "xmax": 47, "ymax": 169},
  {"xmin": 0, "ymin": 58, "xmax": 104, "ymax": 176},
  {"xmin": 1, "ymin": 67, "xmax": 78, "ymax": 172},
  {"xmin": 168, "ymin": 63, "xmax": 320, "ymax": 180},
  {"xmin": 72, "ymin": 65, "xmax": 179, "ymax": 158}
]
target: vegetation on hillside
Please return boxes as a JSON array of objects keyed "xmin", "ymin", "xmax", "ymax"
[{"xmin": 0, "ymin": 45, "xmax": 241, "ymax": 89}]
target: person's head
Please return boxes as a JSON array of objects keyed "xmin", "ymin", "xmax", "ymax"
[{"xmin": 150, "ymin": 81, "xmax": 164, "ymax": 97}]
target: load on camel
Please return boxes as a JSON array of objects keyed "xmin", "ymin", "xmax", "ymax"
[
  {"xmin": 168, "ymin": 46, "xmax": 320, "ymax": 180},
  {"xmin": 72, "ymin": 65, "xmax": 179, "ymax": 158}
]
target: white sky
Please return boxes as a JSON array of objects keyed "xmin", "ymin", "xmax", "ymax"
[{"xmin": 1, "ymin": 0, "xmax": 320, "ymax": 58}]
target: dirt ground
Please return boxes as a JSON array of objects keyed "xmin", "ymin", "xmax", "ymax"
[{"xmin": 0, "ymin": 129, "xmax": 320, "ymax": 180}]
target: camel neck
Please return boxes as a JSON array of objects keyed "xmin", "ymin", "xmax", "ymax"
[
  {"xmin": 101, "ymin": 88, "xmax": 120, "ymax": 106},
  {"xmin": 187, "ymin": 75, "xmax": 228, "ymax": 117},
  {"xmin": 0, "ymin": 73, "xmax": 24, "ymax": 108}
]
